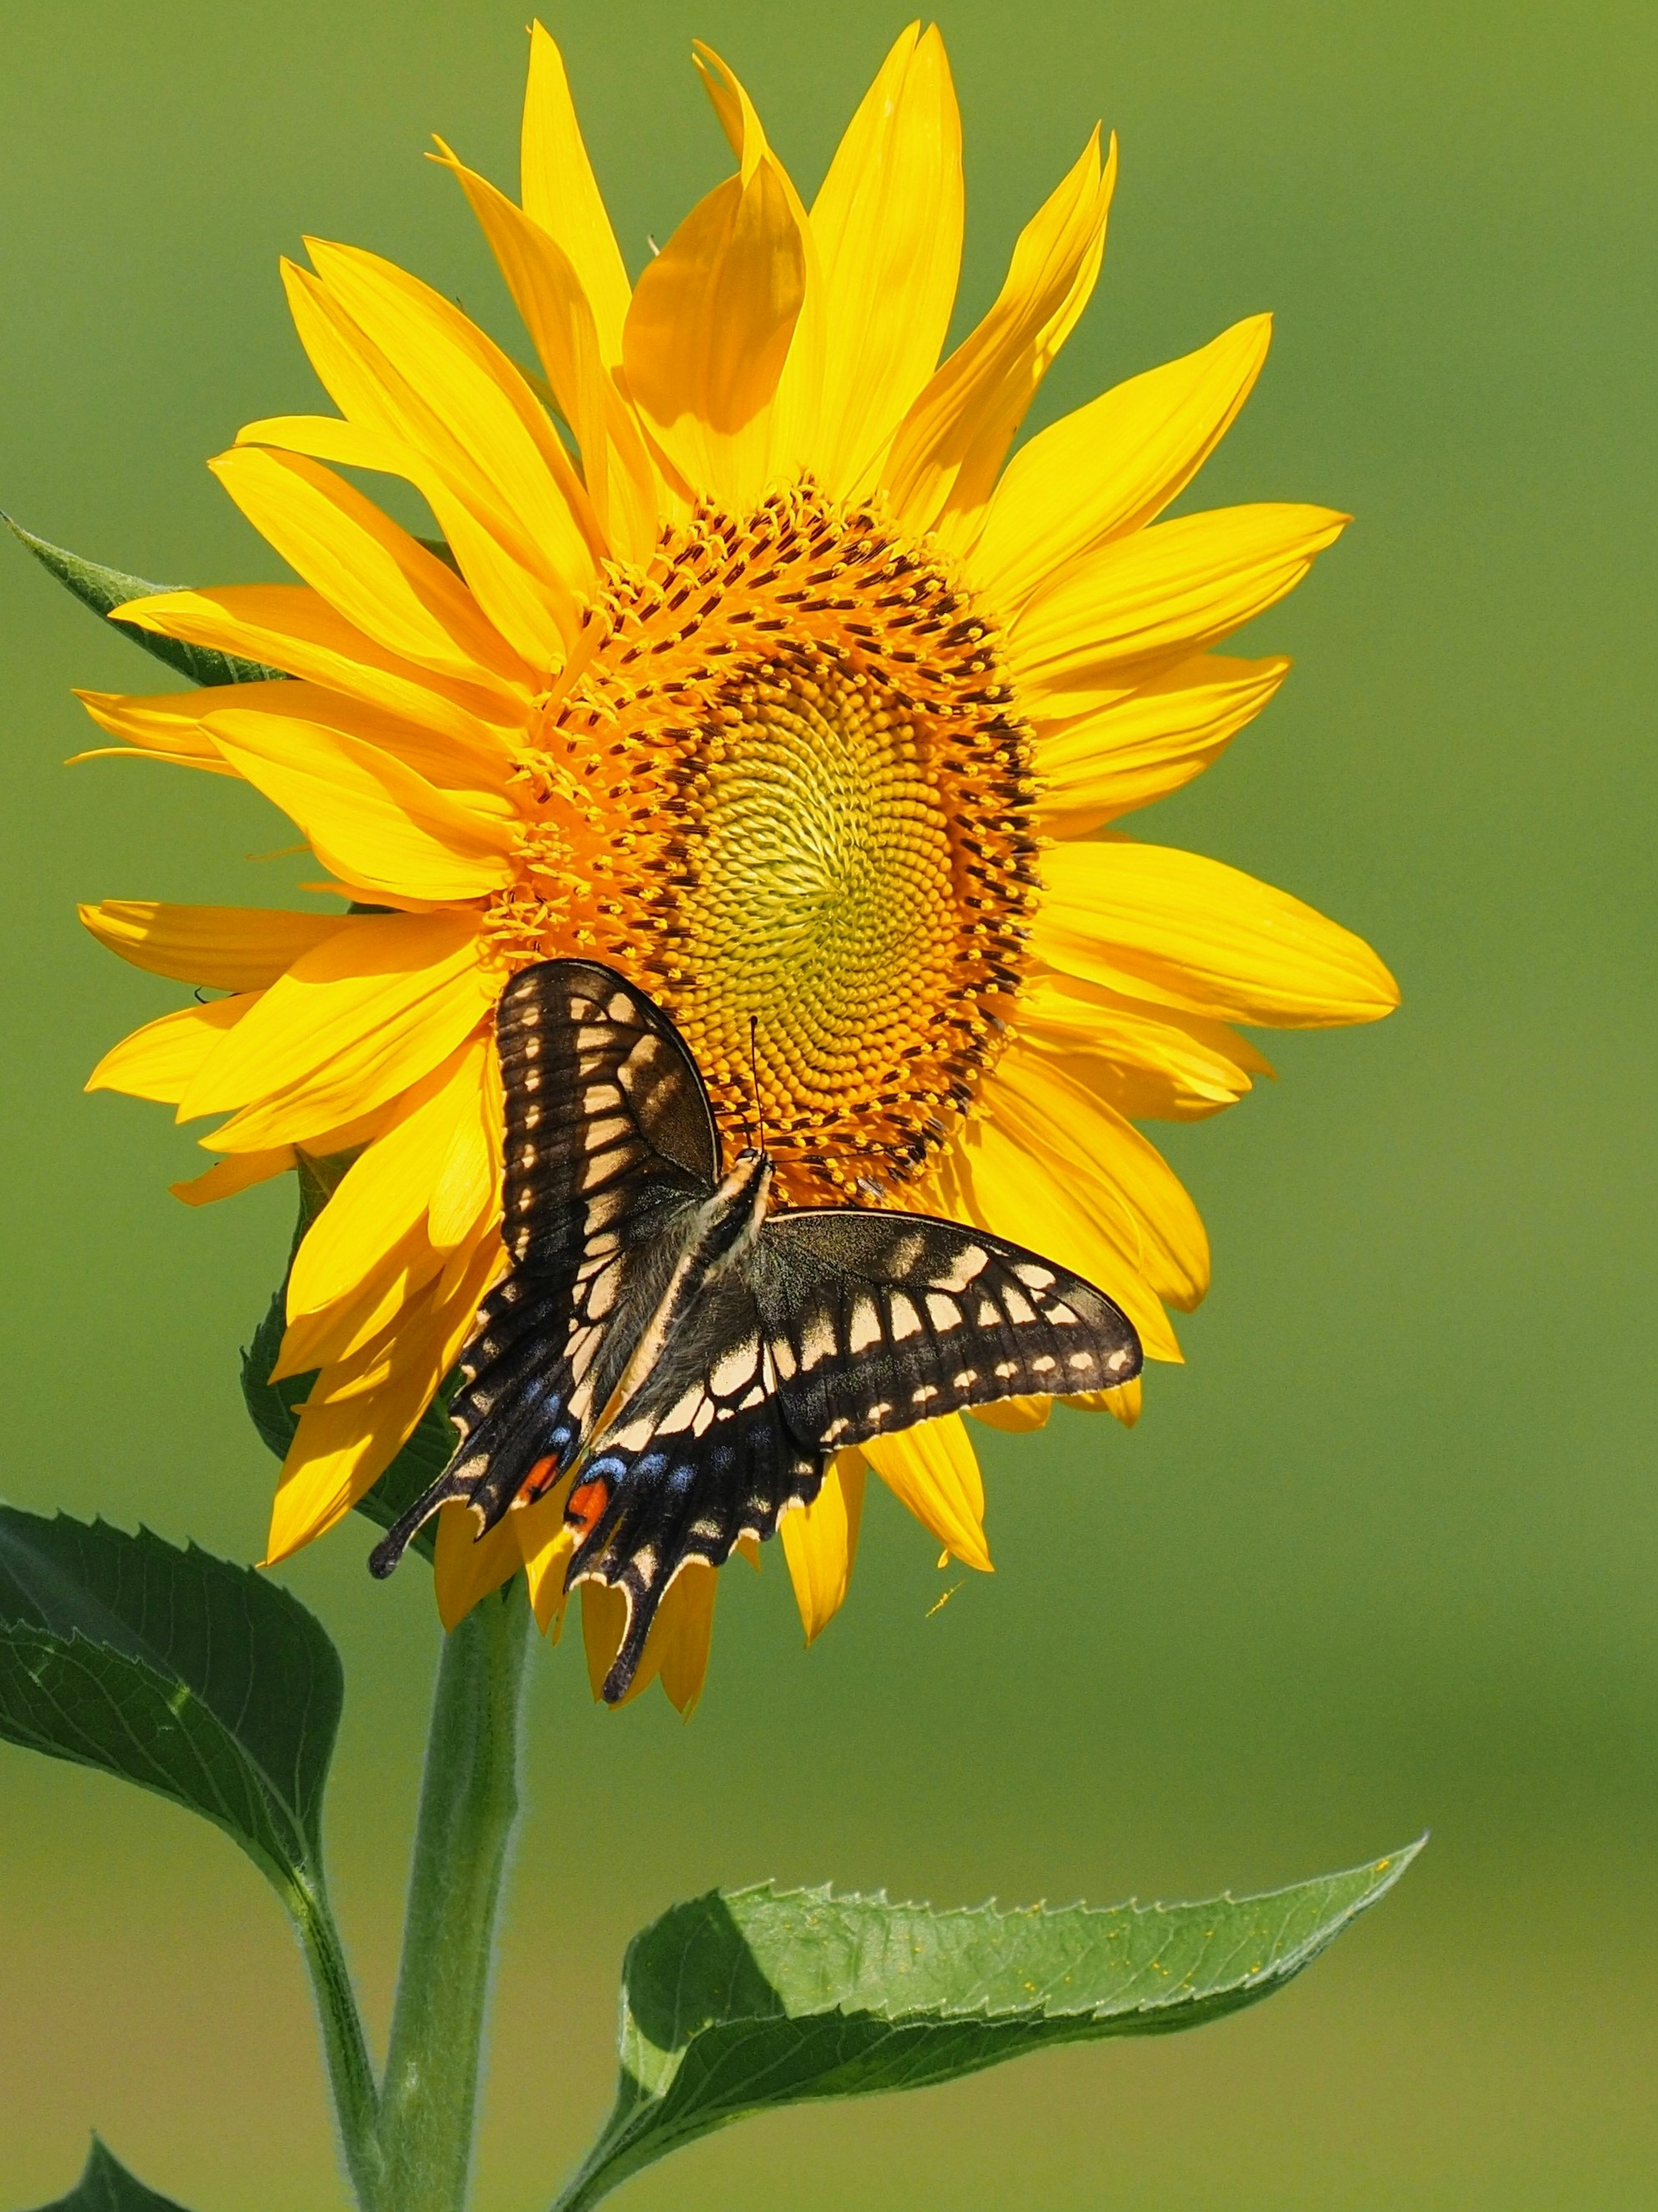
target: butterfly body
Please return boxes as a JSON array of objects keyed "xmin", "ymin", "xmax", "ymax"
[{"xmin": 370, "ymin": 960, "xmax": 1141, "ymax": 1701}]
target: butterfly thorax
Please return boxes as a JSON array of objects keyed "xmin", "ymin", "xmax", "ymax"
[{"xmin": 582, "ymin": 1149, "xmax": 775, "ymax": 1457}]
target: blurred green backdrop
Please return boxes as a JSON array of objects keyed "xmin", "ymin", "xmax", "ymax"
[{"xmin": 1, "ymin": 1, "xmax": 1653, "ymax": 2206}]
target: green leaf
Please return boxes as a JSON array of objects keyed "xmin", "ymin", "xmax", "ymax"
[
  {"xmin": 0, "ymin": 1503, "xmax": 342, "ymax": 1899},
  {"xmin": 20, "ymin": 2136, "xmax": 195, "ymax": 2212},
  {"xmin": 3, "ymin": 514, "xmax": 285, "ymax": 687},
  {"xmin": 240, "ymin": 1149, "xmax": 446, "ymax": 1561},
  {"xmin": 554, "ymin": 1843, "xmax": 1423, "ymax": 2209}
]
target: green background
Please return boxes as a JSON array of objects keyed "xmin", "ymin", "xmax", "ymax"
[{"xmin": 1, "ymin": 1, "xmax": 1652, "ymax": 2205}]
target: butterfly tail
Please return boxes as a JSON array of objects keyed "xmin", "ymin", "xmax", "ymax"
[{"xmin": 367, "ymin": 1465, "xmax": 477, "ymax": 1578}]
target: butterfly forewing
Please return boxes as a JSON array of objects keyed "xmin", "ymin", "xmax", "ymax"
[
  {"xmin": 751, "ymin": 1210, "xmax": 1141, "ymax": 1450},
  {"xmin": 368, "ymin": 962, "xmax": 719, "ymax": 1575}
]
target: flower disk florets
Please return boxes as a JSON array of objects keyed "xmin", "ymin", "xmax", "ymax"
[{"xmin": 484, "ymin": 485, "xmax": 1041, "ymax": 1203}]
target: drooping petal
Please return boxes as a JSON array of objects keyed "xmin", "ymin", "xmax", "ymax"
[
  {"xmin": 427, "ymin": 1039, "xmax": 501, "ymax": 1252},
  {"xmin": 578, "ymin": 1563, "xmax": 718, "ymax": 1715},
  {"xmin": 778, "ymin": 1450, "xmax": 867, "ymax": 1643},
  {"xmin": 433, "ymin": 1503, "xmax": 524, "ymax": 1630},
  {"xmin": 520, "ymin": 1476, "xmax": 579, "ymax": 1637},
  {"xmin": 521, "ymin": 22, "xmax": 632, "ymax": 367},
  {"xmin": 883, "ymin": 130, "xmax": 1115, "ymax": 545},
  {"xmin": 807, "ymin": 24, "xmax": 963, "ymax": 498},
  {"xmin": 177, "ymin": 908, "xmax": 487, "ymax": 1135},
  {"xmin": 1009, "ymin": 503, "xmax": 1348, "ymax": 714},
  {"xmin": 622, "ymin": 93, "xmax": 808, "ymax": 510},
  {"xmin": 1068, "ymin": 1377, "xmax": 1142, "ymax": 1426},
  {"xmin": 70, "ymin": 688, "xmax": 240, "ymax": 775},
  {"xmin": 170, "ymin": 1147, "xmax": 296, "ymax": 1206},
  {"xmin": 1036, "ymin": 841, "xmax": 1401, "ymax": 1028},
  {"xmin": 86, "ymin": 995, "xmax": 256, "ymax": 1104},
  {"xmin": 204, "ymin": 446, "xmax": 538, "ymax": 692},
  {"xmin": 1033, "ymin": 652, "xmax": 1290, "ymax": 834},
  {"xmin": 1019, "ymin": 968, "xmax": 1272, "ymax": 1120},
  {"xmin": 105, "ymin": 585, "xmax": 525, "ymax": 753},
  {"xmin": 79, "ymin": 901, "xmax": 353, "ymax": 992},
  {"xmin": 861, "ymin": 1416, "xmax": 992, "ymax": 1573},
  {"xmin": 973, "ymin": 316, "xmax": 1274, "ymax": 613},
  {"xmin": 203, "ymin": 706, "xmax": 516, "ymax": 904}
]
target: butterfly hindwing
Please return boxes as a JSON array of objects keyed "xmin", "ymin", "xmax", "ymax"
[
  {"xmin": 751, "ymin": 1209, "xmax": 1142, "ymax": 1449},
  {"xmin": 565, "ymin": 1273, "xmax": 823, "ymax": 1699},
  {"xmin": 368, "ymin": 960, "xmax": 720, "ymax": 1575}
]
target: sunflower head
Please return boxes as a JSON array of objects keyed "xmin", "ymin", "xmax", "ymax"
[{"xmin": 79, "ymin": 19, "xmax": 1396, "ymax": 1713}]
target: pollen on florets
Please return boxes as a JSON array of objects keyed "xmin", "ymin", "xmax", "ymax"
[{"xmin": 478, "ymin": 481, "xmax": 1041, "ymax": 1205}]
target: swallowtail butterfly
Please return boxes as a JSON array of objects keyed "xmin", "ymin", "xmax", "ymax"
[{"xmin": 369, "ymin": 960, "xmax": 1141, "ymax": 1699}]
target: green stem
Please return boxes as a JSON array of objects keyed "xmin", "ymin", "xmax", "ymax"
[
  {"xmin": 287, "ymin": 1871, "xmax": 386, "ymax": 2211},
  {"xmin": 378, "ymin": 1582, "xmax": 534, "ymax": 2212}
]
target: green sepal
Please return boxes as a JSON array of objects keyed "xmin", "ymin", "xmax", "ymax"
[
  {"xmin": 3, "ymin": 514, "xmax": 284, "ymax": 686},
  {"xmin": 553, "ymin": 1844, "xmax": 1424, "ymax": 2210},
  {"xmin": 19, "ymin": 2136, "xmax": 195, "ymax": 2212},
  {"xmin": 0, "ymin": 1506, "xmax": 342, "ymax": 1899},
  {"xmin": 240, "ymin": 1149, "xmax": 449, "ymax": 1562}
]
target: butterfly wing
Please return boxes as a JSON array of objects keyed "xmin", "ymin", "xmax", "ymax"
[
  {"xmin": 368, "ymin": 958, "xmax": 720, "ymax": 1577},
  {"xmin": 563, "ymin": 1207, "xmax": 1140, "ymax": 1704},
  {"xmin": 753, "ymin": 1209, "xmax": 1142, "ymax": 1449},
  {"xmin": 563, "ymin": 1271, "xmax": 823, "ymax": 1700}
]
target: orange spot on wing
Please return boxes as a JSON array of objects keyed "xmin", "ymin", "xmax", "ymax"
[
  {"xmin": 568, "ymin": 1478, "xmax": 610, "ymax": 1538},
  {"xmin": 519, "ymin": 1455, "xmax": 560, "ymax": 1503}
]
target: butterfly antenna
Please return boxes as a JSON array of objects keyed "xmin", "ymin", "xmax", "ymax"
[{"xmin": 749, "ymin": 1015, "xmax": 768, "ymax": 1155}]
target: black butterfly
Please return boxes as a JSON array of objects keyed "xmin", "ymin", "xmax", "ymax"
[{"xmin": 370, "ymin": 959, "xmax": 1141, "ymax": 1700}]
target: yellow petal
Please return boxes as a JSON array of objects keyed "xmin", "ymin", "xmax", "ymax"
[
  {"xmin": 87, "ymin": 995, "xmax": 255, "ymax": 1104},
  {"xmin": 778, "ymin": 1449, "xmax": 866, "ymax": 1643},
  {"xmin": 973, "ymin": 316, "xmax": 1273, "ymax": 612},
  {"xmin": 177, "ymin": 908, "xmax": 486, "ymax": 1133},
  {"xmin": 277, "ymin": 257, "xmax": 581, "ymax": 669},
  {"xmin": 79, "ymin": 901, "xmax": 352, "ymax": 992},
  {"xmin": 1020, "ymin": 969, "xmax": 1272, "ymax": 1120},
  {"xmin": 1033, "ymin": 652, "xmax": 1290, "ymax": 834},
  {"xmin": 1009, "ymin": 503, "xmax": 1348, "ymax": 713},
  {"xmin": 171, "ymin": 1146, "xmax": 295, "ymax": 1206},
  {"xmin": 988, "ymin": 1048, "xmax": 1211, "ymax": 1311},
  {"xmin": 579, "ymin": 1557, "xmax": 719, "ymax": 1717},
  {"xmin": 428, "ymin": 1039, "xmax": 500, "ymax": 1252},
  {"xmin": 264, "ymin": 1229, "xmax": 503, "ymax": 1562},
  {"xmin": 808, "ymin": 24, "xmax": 963, "ymax": 497},
  {"xmin": 433, "ymin": 1505, "xmax": 523, "ymax": 1631},
  {"xmin": 109, "ymin": 585, "xmax": 523, "ymax": 754},
  {"xmin": 935, "ymin": 1114, "xmax": 1182, "ymax": 1362},
  {"xmin": 71, "ymin": 688, "xmax": 238, "ymax": 775},
  {"xmin": 205, "ymin": 445, "xmax": 535, "ymax": 692},
  {"xmin": 622, "ymin": 132, "xmax": 807, "ymax": 510},
  {"xmin": 1036, "ymin": 840, "xmax": 1401, "ymax": 1028},
  {"xmin": 519, "ymin": 1476, "xmax": 579, "ymax": 1637},
  {"xmin": 203, "ymin": 706, "xmax": 515, "ymax": 903},
  {"xmin": 521, "ymin": 22, "xmax": 632, "ymax": 368},
  {"xmin": 861, "ymin": 1416, "xmax": 992, "ymax": 1573},
  {"xmin": 303, "ymin": 237, "xmax": 599, "ymax": 651},
  {"xmin": 277, "ymin": 1218, "xmax": 443, "ymax": 1380},
  {"xmin": 968, "ymin": 1396, "xmax": 1052, "ymax": 1433},
  {"xmin": 264, "ymin": 1351, "xmax": 437, "ymax": 1563},
  {"xmin": 435, "ymin": 144, "xmax": 660, "ymax": 567},
  {"xmin": 1067, "ymin": 1377, "xmax": 1142, "ymax": 1426},
  {"xmin": 286, "ymin": 1041, "xmax": 486, "ymax": 1323},
  {"xmin": 883, "ymin": 130, "xmax": 1115, "ymax": 544},
  {"xmin": 691, "ymin": 44, "xmax": 824, "ymax": 484}
]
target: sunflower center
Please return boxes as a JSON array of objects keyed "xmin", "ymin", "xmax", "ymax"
[{"xmin": 485, "ymin": 485, "xmax": 1038, "ymax": 1204}]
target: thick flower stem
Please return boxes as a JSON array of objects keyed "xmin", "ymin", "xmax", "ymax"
[{"xmin": 377, "ymin": 1581, "xmax": 534, "ymax": 2212}]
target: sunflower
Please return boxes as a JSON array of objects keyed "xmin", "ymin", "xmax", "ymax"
[{"xmin": 78, "ymin": 22, "xmax": 1395, "ymax": 1712}]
